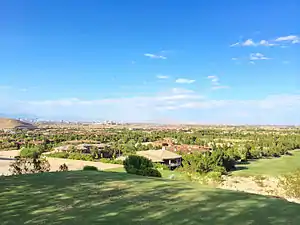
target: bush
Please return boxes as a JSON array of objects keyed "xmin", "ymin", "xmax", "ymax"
[
  {"xmin": 213, "ymin": 166, "xmax": 227, "ymax": 174},
  {"xmin": 20, "ymin": 147, "xmax": 42, "ymax": 158},
  {"xmin": 68, "ymin": 153, "xmax": 94, "ymax": 161},
  {"xmin": 123, "ymin": 155, "xmax": 153, "ymax": 172},
  {"xmin": 123, "ymin": 155, "xmax": 161, "ymax": 178},
  {"xmin": 59, "ymin": 163, "xmax": 68, "ymax": 172},
  {"xmin": 280, "ymin": 169, "xmax": 300, "ymax": 198},
  {"xmin": 205, "ymin": 171, "xmax": 223, "ymax": 184},
  {"xmin": 141, "ymin": 168, "xmax": 162, "ymax": 177},
  {"xmin": 99, "ymin": 158, "xmax": 123, "ymax": 164},
  {"xmin": 48, "ymin": 152, "xmax": 69, "ymax": 158},
  {"xmin": 83, "ymin": 165, "xmax": 98, "ymax": 171},
  {"xmin": 10, "ymin": 156, "xmax": 50, "ymax": 175},
  {"xmin": 154, "ymin": 163, "xmax": 170, "ymax": 170},
  {"xmin": 181, "ymin": 150, "xmax": 235, "ymax": 175}
]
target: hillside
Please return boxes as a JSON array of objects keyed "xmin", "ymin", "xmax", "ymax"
[
  {"xmin": 1, "ymin": 171, "xmax": 300, "ymax": 225},
  {"xmin": 0, "ymin": 118, "xmax": 37, "ymax": 130}
]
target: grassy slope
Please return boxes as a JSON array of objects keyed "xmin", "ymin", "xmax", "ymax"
[
  {"xmin": 107, "ymin": 167, "xmax": 189, "ymax": 180},
  {"xmin": 1, "ymin": 171, "xmax": 300, "ymax": 225},
  {"xmin": 233, "ymin": 150, "xmax": 300, "ymax": 177}
]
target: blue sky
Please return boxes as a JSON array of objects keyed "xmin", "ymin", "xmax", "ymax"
[{"xmin": 0, "ymin": 0, "xmax": 299, "ymax": 124}]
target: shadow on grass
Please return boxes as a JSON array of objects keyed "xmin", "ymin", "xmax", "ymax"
[
  {"xmin": 236, "ymin": 161, "xmax": 250, "ymax": 165},
  {"xmin": 0, "ymin": 157, "xmax": 15, "ymax": 161},
  {"xmin": 1, "ymin": 171, "xmax": 300, "ymax": 225},
  {"xmin": 233, "ymin": 166, "xmax": 249, "ymax": 171}
]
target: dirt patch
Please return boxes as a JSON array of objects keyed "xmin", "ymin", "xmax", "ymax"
[
  {"xmin": 218, "ymin": 175, "xmax": 300, "ymax": 204},
  {"xmin": 0, "ymin": 150, "xmax": 123, "ymax": 176}
]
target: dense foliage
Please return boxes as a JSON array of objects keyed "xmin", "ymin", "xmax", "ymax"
[
  {"xmin": 124, "ymin": 155, "xmax": 161, "ymax": 177},
  {"xmin": 20, "ymin": 147, "xmax": 43, "ymax": 158},
  {"xmin": 47, "ymin": 152, "xmax": 123, "ymax": 164},
  {"xmin": 83, "ymin": 165, "xmax": 98, "ymax": 171},
  {"xmin": 180, "ymin": 150, "xmax": 235, "ymax": 175},
  {"xmin": 10, "ymin": 155, "xmax": 50, "ymax": 175},
  {"xmin": 2, "ymin": 125, "xmax": 300, "ymax": 177}
]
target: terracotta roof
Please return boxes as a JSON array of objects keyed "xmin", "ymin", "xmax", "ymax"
[
  {"xmin": 166, "ymin": 145, "xmax": 211, "ymax": 153},
  {"xmin": 137, "ymin": 150, "xmax": 181, "ymax": 163}
]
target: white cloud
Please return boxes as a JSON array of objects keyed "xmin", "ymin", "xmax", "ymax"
[
  {"xmin": 207, "ymin": 75, "xmax": 229, "ymax": 90},
  {"xmin": 175, "ymin": 78, "xmax": 196, "ymax": 84},
  {"xmin": 249, "ymin": 53, "xmax": 270, "ymax": 60},
  {"xmin": 144, "ymin": 53, "xmax": 167, "ymax": 59},
  {"xmin": 230, "ymin": 42, "xmax": 240, "ymax": 47},
  {"xmin": 160, "ymin": 94, "xmax": 203, "ymax": 101},
  {"xmin": 207, "ymin": 75, "xmax": 219, "ymax": 84},
  {"xmin": 259, "ymin": 40, "xmax": 276, "ymax": 46},
  {"xmin": 275, "ymin": 35, "xmax": 299, "ymax": 43},
  {"xmin": 156, "ymin": 75, "xmax": 169, "ymax": 79},
  {"xmin": 242, "ymin": 39, "xmax": 256, "ymax": 46},
  {"xmin": 231, "ymin": 57, "xmax": 238, "ymax": 60},
  {"xmin": 230, "ymin": 36, "xmax": 298, "ymax": 47}
]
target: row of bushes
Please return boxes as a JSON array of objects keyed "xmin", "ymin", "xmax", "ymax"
[
  {"xmin": 46, "ymin": 152, "xmax": 123, "ymax": 164},
  {"xmin": 222, "ymin": 145, "xmax": 290, "ymax": 162},
  {"xmin": 178, "ymin": 137, "xmax": 300, "ymax": 176}
]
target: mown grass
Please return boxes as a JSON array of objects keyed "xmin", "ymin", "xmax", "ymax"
[
  {"xmin": 107, "ymin": 167, "xmax": 188, "ymax": 180},
  {"xmin": 1, "ymin": 171, "xmax": 300, "ymax": 225},
  {"xmin": 233, "ymin": 150, "xmax": 300, "ymax": 177}
]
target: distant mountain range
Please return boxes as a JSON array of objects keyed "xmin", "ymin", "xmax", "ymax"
[{"xmin": 0, "ymin": 118, "xmax": 37, "ymax": 130}]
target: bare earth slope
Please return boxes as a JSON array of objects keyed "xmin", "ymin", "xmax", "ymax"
[{"xmin": 0, "ymin": 118, "xmax": 37, "ymax": 130}]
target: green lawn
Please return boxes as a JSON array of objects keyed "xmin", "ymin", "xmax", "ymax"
[
  {"xmin": 107, "ymin": 167, "xmax": 189, "ymax": 180},
  {"xmin": 233, "ymin": 150, "xmax": 300, "ymax": 177},
  {"xmin": 1, "ymin": 171, "xmax": 300, "ymax": 225}
]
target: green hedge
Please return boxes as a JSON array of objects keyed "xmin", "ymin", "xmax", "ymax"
[
  {"xmin": 124, "ymin": 155, "xmax": 161, "ymax": 177},
  {"xmin": 20, "ymin": 147, "xmax": 42, "ymax": 158},
  {"xmin": 83, "ymin": 165, "xmax": 98, "ymax": 171}
]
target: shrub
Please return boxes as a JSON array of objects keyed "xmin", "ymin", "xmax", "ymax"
[
  {"xmin": 141, "ymin": 168, "xmax": 162, "ymax": 177},
  {"xmin": 59, "ymin": 163, "xmax": 68, "ymax": 172},
  {"xmin": 153, "ymin": 163, "xmax": 170, "ymax": 170},
  {"xmin": 68, "ymin": 153, "xmax": 94, "ymax": 161},
  {"xmin": 280, "ymin": 169, "xmax": 300, "ymax": 198},
  {"xmin": 10, "ymin": 156, "xmax": 50, "ymax": 175},
  {"xmin": 213, "ymin": 166, "xmax": 227, "ymax": 174},
  {"xmin": 83, "ymin": 165, "xmax": 98, "ymax": 171},
  {"xmin": 205, "ymin": 171, "xmax": 223, "ymax": 184},
  {"xmin": 181, "ymin": 150, "xmax": 235, "ymax": 175},
  {"xmin": 99, "ymin": 158, "xmax": 123, "ymax": 164},
  {"xmin": 123, "ymin": 155, "xmax": 153, "ymax": 172},
  {"xmin": 48, "ymin": 152, "xmax": 69, "ymax": 158},
  {"xmin": 20, "ymin": 147, "xmax": 42, "ymax": 158},
  {"xmin": 123, "ymin": 155, "xmax": 161, "ymax": 178}
]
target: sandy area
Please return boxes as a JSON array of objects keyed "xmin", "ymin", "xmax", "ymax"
[
  {"xmin": 0, "ymin": 150, "xmax": 123, "ymax": 176},
  {"xmin": 218, "ymin": 175, "xmax": 300, "ymax": 204}
]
